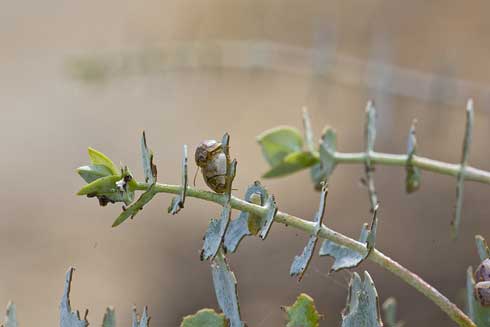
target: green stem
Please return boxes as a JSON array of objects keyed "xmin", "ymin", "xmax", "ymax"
[
  {"xmin": 135, "ymin": 182, "xmax": 475, "ymax": 327},
  {"xmin": 333, "ymin": 151, "xmax": 490, "ymax": 184}
]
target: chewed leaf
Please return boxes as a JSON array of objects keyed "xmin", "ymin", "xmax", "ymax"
[
  {"xmin": 262, "ymin": 151, "xmax": 317, "ymax": 178},
  {"xmin": 224, "ymin": 181, "xmax": 269, "ymax": 253},
  {"xmin": 201, "ymin": 204, "xmax": 232, "ymax": 261},
  {"xmin": 3, "ymin": 302, "xmax": 17, "ymax": 327},
  {"xmin": 77, "ymin": 165, "xmax": 113, "ymax": 183},
  {"xmin": 88, "ymin": 147, "xmax": 119, "ymax": 176},
  {"xmin": 211, "ymin": 250, "xmax": 244, "ymax": 327},
  {"xmin": 320, "ymin": 208, "xmax": 378, "ymax": 272},
  {"xmin": 467, "ymin": 266, "xmax": 490, "ymax": 326},
  {"xmin": 60, "ymin": 267, "xmax": 89, "ymax": 327},
  {"xmin": 476, "ymin": 235, "xmax": 490, "ymax": 261},
  {"xmin": 102, "ymin": 307, "xmax": 115, "ymax": 327},
  {"xmin": 257, "ymin": 126, "xmax": 304, "ymax": 167},
  {"xmin": 290, "ymin": 184, "xmax": 328, "ymax": 280},
  {"xmin": 112, "ymin": 185, "xmax": 157, "ymax": 227},
  {"xmin": 141, "ymin": 132, "xmax": 157, "ymax": 185},
  {"xmin": 405, "ymin": 120, "xmax": 421, "ymax": 193},
  {"xmin": 258, "ymin": 195, "xmax": 278, "ymax": 240},
  {"xmin": 342, "ymin": 271, "xmax": 383, "ymax": 327},
  {"xmin": 168, "ymin": 145, "xmax": 188, "ymax": 215},
  {"xmin": 180, "ymin": 308, "xmax": 227, "ymax": 327},
  {"xmin": 132, "ymin": 306, "xmax": 150, "ymax": 327},
  {"xmin": 282, "ymin": 293, "xmax": 322, "ymax": 327}
]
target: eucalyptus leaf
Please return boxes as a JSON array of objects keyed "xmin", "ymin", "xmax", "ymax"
[
  {"xmin": 180, "ymin": 309, "xmax": 227, "ymax": 327},
  {"xmin": 282, "ymin": 293, "xmax": 322, "ymax": 327},
  {"xmin": 257, "ymin": 126, "xmax": 304, "ymax": 167},
  {"xmin": 77, "ymin": 164, "xmax": 113, "ymax": 183},
  {"xmin": 77, "ymin": 175, "xmax": 121, "ymax": 196},
  {"xmin": 201, "ymin": 203, "xmax": 232, "ymax": 261},
  {"xmin": 224, "ymin": 181, "xmax": 269, "ymax": 253},
  {"xmin": 258, "ymin": 195, "xmax": 278, "ymax": 240},
  {"xmin": 476, "ymin": 235, "xmax": 490, "ymax": 261},
  {"xmin": 262, "ymin": 151, "xmax": 317, "ymax": 178},
  {"xmin": 405, "ymin": 120, "xmax": 421, "ymax": 193},
  {"xmin": 60, "ymin": 267, "xmax": 88, "ymax": 327},
  {"xmin": 141, "ymin": 131, "xmax": 157, "ymax": 185},
  {"xmin": 211, "ymin": 250, "xmax": 244, "ymax": 327},
  {"xmin": 342, "ymin": 271, "xmax": 383, "ymax": 327},
  {"xmin": 290, "ymin": 183, "xmax": 328, "ymax": 280},
  {"xmin": 102, "ymin": 307, "xmax": 115, "ymax": 327},
  {"xmin": 112, "ymin": 185, "xmax": 157, "ymax": 227},
  {"xmin": 87, "ymin": 147, "xmax": 119, "ymax": 176},
  {"xmin": 311, "ymin": 127, "xmax": 336, "ymax": 189},
  {"xmin": 2, "ymin": 302, "xmax": 17, "ymax": 327},
  {"xmin": 168, "ymin": 145, "xmax": 188, "ymax": 215},
  {"xmin": 382, "ymin": 298, "xmax": 403, "ymax": 327},
  {"xmin": 319, "ymin": 207, "xmax": 378, "ymax": 272},
  {"xmin": 452, "ymin": 99, "xmax": 474, "ymax": 238},
  {"xmin": 132, "ymin": 307, "xmax": 150, "ymax": 327}
]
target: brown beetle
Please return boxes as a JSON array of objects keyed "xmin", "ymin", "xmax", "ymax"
[
  {"xmin": 474, "ymin": 258, "xmax": 490, "ymax": 306},
  {"xmin": 195, "ymin": 140, "xmax": 229, "ymax": 193}
]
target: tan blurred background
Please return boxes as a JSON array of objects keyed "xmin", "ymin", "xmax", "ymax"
[{"xmin": 2, "ymin": 0, "xmax": 490, "ymax": 326}]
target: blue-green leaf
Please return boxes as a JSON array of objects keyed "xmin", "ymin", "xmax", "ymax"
[
  {"xmin": 132, "ymin": 306, "xmax": 150, "ymax": 327},
  {"xmin": 283, "ymin": 293, "xmax": 322, "ymax": 327},
  {"xmin": 382, "ymin": 298, "xmax": 403, "ymax": 327},
  {"xmin": 405, "ymin": 120, "xmax": 421, "ymax": 193},
  {"xmin": 342, "ymin": 271, "xmax": 383, "ymax": 327},
  {"xmin": 311, "ymin": 127, "xmax": 337, "ymax": 189},
  {"xmin": 211, "ymin": 250, "xmax": 244, "ymax": 327},
  {"xmin": 180, "ymin": 309, "xmax": 227, "ymax": 327},
  {"xmin": 476, "ymin": 235, "xmax": 490, "ymax": 261},
  {"xmin": 102, "ymin": 307, "xmax": 115, "ymax": 327},
  {"xmin": 60, "ymin": 267, "xmax": 88, "ymax": 327},
  {"xmin": 112, "ymin": 185, "xmax": 157, "ymax": 227},
  {"xmin": 141, "ymin": 132, "xmax": 157, "ymax": 185},
  {"xmin": 224, "ymin": 181, "xmax": 269, "ymax": 253},
  {"xmin": 257, "ymin": 126, "xmax": 304, "ymax": 167},
  {"xmin": 168, "ymin": 145, "xmax": 188, "ymax": 215},
  {"xmin": 3, "ymin": 302, "xmax": 17, "ymax": 327}
]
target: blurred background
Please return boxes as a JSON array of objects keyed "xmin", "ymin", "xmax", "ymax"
[{"xmin": 2, "ymin": 0, "xmax": 490, "ymax": 325}]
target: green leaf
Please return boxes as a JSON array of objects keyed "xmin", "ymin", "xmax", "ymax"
[
  {"xmin": 102, "ymin": 307, "xmax": 115, "ymax": 327},
  {"xmin": 77, "ymin": 175, "xmax": 121, "ymax": 196},
  {"xmin": 262, "ymin": 151, "xmax": 317, "ymax": 178},
  {"xmin": 257, "ymin": 126, "xmax": 304, "ymax": 167},
  {"xmin": 405, "ymin": 120, "xmax": 421, "ymax": 193},
  {"xmin": 180, "ymin": 309, "xmax": 227, "ymax": 327},
  {"xmin": 87, "ymin": 148, "xmax": 119, "ymax": 176},
  {"xmin": 282, "ymin": 293, "xmax": 322, "ymax": 327},
  {"xmin": 112, "ymin": 185, "xmax": 157, "ymax": 227},
  {"xmin": 476, "ymin": 235, "xmax": 490, "ymax": 261},
  {"xmin": 342, "ymin": 271, "xmax": 383, "ymax": 327},
  {"xmin": 141, "ymin": 131, "xmax": 157, "ymax": 185},
  {"xmin": 77, "ymin": 165, "xmax": 113, "ymax": 183},
  {"xmin": 211, "ymin": 250, "xmax": 244, "ymax": 327}
]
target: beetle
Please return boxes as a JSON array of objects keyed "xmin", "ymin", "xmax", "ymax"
[{"xmin": 194, "ymin": 139, "xmax": 230, "ymax": 193}]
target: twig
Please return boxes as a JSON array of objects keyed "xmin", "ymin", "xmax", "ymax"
[{"xmin": 134, "ymin": 182, "xmax": 475, "ymax": 327}]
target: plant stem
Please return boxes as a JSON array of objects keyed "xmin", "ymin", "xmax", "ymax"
[
  {"xmin": 135, "ymin": 182, "xmax": 475, "ymax": 327},
  {"xmin": 334, "ymin": 151, "xmax": 490, "ymax": 184}
]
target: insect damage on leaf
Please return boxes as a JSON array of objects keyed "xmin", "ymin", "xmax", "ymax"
[
  {"xmin": 211, "ymin": 250, "xmax": 244, "ymax": 327},
  {"xmin": 141, "ymin": 131, "xmax": 157, "ymax": 185},
  {"xmin": 60, "ymin": 267, "xmax": 88, "ymax": 327},
  {"xmin": 319, "ymin": 206, "xmax": 379, "ymax": 272},
  {"xmin": 290, "ymin": 183, "xmax": 328, "ymax": 281},
  {"xmin": 282, "ymin": 293, "xmax": 322, "ymax": 327},
  {"xmin": 169, "ymin": 144, "xmax": 188, "ymax": 215},
  {"xmin": 132, "ymin": 306, "xmax": 150, "ymax": 327},
  {"xmin": 341, "ymin": 271, "xmax": 383, "ymax": 327}
]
